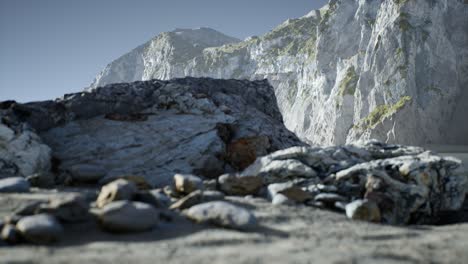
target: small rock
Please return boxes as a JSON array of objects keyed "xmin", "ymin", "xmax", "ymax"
[
  {"xmin": 272, "ymin": 194, "xmax": 295, "ymax": 206},
  {"xmin": 0, "ymin": 177, "xmax": 30, "ymax": 193},
  {"xmin": 3, "ymin": 215, "xmax": 21, "ymax": 225},
  {"xmin": 218, "ymin": 173, "xmax": 263, "ymax": 196},
  {"xmin": 96, "ymin": 179, "xmax": 137, "ymax": 208},
  {"xmin": 1, "ymin": 224, "xmax": 20, "ymax": 244},
  {"xmin": 38, "ymin": 194, "xmax": 90, "ymax": 222},
  {"xmin": 16, "ymin": 214, "xmax": 63, "ymax": 244},
  {"xmin": 185, "ymin": 201, "xmax": 257, "ymax": 230},
  {"xmin": 98, "ymin": 201, "xmax": 159, "ymax": 233},
  {"xmin": 69, "ymin": 164, "xmax": 106, "ymax": 183},
  {"xmin": 314, "ymin": 193, "xmax": 348, "ymax": 205},
  {"xmin": 169, "ymin": 190, "xmax": 203, "ymax": 210},
  {"xmin": 345, "ymin": 199, "xmax": 381, "ymax": 222},
  {"xmin": 174, "ymin": 174, "xmax": 203, "ymax": 194}
]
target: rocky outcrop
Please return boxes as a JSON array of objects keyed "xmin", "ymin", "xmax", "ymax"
[
  {"xmin": 0, "ymin": 78, "xmax": 302, "ymax": 187},
  {"xmin": 90, "ymin": 0, "xmax": 468, "ymax": 146},
  {"xmin": 239, "ymin": 140, "xmax": 467, "ymax": 225}
]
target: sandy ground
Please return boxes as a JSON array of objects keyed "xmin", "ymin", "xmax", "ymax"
[{"xmin": 1, "ymin": 145, "xmax": 467, "ymax": 264}]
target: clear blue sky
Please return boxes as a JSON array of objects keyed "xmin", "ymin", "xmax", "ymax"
[{"xmin": 0, "ymin": 0, "xmax": 328, "ymax": 102}]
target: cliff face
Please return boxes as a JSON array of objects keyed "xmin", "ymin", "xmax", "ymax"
[{"xmin": 90, "ymin": 0, "xmax": 468, "ymax": 146}]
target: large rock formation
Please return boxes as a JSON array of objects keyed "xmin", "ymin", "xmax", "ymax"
[
  {"xmin": 0, "ymin": 78, "xmax": 302, "ymax": 186},
  {"xmin": 90, "ymin": 0, "xmax": 468, "ymax": 146}
]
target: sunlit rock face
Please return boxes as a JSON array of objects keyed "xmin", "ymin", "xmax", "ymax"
[{"xmin": 90, "ymin": 0, "xmax": 468, "ymax": 146}]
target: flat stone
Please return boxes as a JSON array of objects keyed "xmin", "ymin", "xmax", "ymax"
[
  {"xmin": 0, "ymin": 177, "xmax": 30, "ymax": 193},
  {"xmin": 96, "ymin": 179, "xmax": 138, "ymax": 208},
  {"xmin": 346, "ymin": 199, "xmax": 381, "ymax": 223},
  {"xmin": 134, "ymin": 190, "xmax": 171, "ymax": 208},
  {"xmin": 16, "ymin": 214, "xmax": 63, "ymax": 244},
  {"xmin": 185, "ymin": 201, "xmax": 257, "ymax": 231},
  {"xmin": 98, "ymin": 201, "xmax": 159, "ymax": 233},
  {"xmin": 69, "ymin": 164, "xmax": 106, "ymax": 183},
  {"xmin": 174, "ymin": 174, "xmax": 203, "ymax": 194},
  {"xmin": 218, "ymin": 173, "xmax": 263, "ymax": 196}
]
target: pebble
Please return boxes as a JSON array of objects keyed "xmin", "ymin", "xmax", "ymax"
[
  {"xmin": 0, "ymin": 177, "xmax": 30, "ymax": 193},
  {"xmin": 16, "ymin": 214, "xmax": 64, "ymax": 244},
  {"xmin": 185, "ymin": 201, "xmax": 257, "ymax": 230},
  {"xmin": 98, "ymin": 201, "xmax": 159, "ymax": 233}
]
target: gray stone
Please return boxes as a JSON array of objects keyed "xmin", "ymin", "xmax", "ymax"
[
  {"xmin": 16, "ymin": 214, "xmax": 63, "ymax": 244},
  {"xmin": 346, "ymin": 199, "xmax": 381, "ymax": 223},
  {"xmin": 185, "ymin": 201, "xmax": 257, "ymax": 231},
  {"xmin": 174, "ymin": 174, "xmax": 203, "ymax": 194},
  {"xmin": 98, "ymin": 201, "xmax": 159, "ymax": 233},
  {"xmin": 0, "ymin": 177, "xmax": 30, "ymax": 193},
  {"xmin": 96, "ymin": 179, "xmax": 138, "ymax": 208},
  {"xmin": 69, "ymin": 164, "xmax": 106, "ymax": 183},
  {"xmin": 218, "ymin": 173, "xmax": 263, "ymax": 196}
]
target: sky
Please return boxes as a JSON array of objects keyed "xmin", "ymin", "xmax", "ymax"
[{"xmin": 0, "ymin": 0, "xmax": 328, "ymax": 102}]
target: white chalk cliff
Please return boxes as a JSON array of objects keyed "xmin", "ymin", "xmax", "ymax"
[{"xmin": 90, "ymin": 0, "xmax": 468, "ymax": 146}]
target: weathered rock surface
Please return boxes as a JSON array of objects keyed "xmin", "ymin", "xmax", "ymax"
[
  {"xmin": 16, "ymin": 214, "xmax": 63, "ymax": 244},
  {"xmin": 346, "ymin": 199, "xmax": 381, "ymax": 223},
  {"xmin": 97, "ymin": 201, "xmax": 159, "ymax": 233},
  {"xmin": 185, "ymin": 201, "xmax": 257, "ymax": 230},
  {"xmin": 0, "ymin": 177, "xmax": 30, "ymax": 193},
  {"xmin": 89, "ymin": 1, "xmax": 468, "ymax": 147},
  {"xmin": 1, "ymin": 78, "xmax": 301, "ymax": 188}
]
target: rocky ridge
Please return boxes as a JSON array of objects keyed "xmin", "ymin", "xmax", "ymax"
[{"xmin": 90, "ymin": 0, "xmax": 468, "ymax": 146}]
